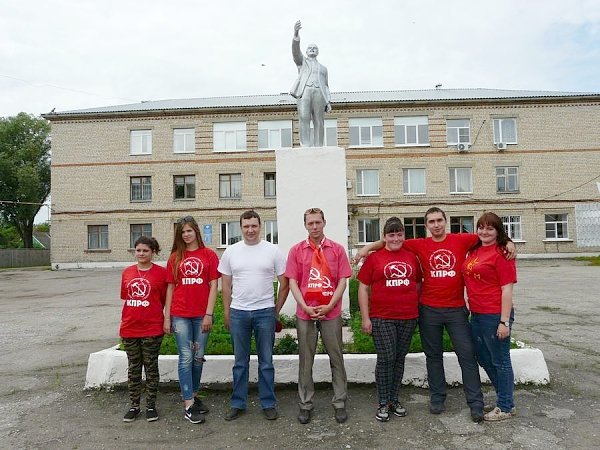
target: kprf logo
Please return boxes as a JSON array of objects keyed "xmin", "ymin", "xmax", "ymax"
[{"xmin": 429, "ymin": 249, "xmax": 456, "ymax": 277}]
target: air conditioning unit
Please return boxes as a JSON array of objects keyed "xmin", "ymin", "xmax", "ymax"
[
  {"xmin": 496, "ymin": 142, "xmax": 507, "ymax": 151},
  {"xmin": 346, "ymin": 179, "xmax": 352, "ymax": 189},
  {"xmin": 457, "ymin": 143, "xmax": 470, "ymax": 152}
]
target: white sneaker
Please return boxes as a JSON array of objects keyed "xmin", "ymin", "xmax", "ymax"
[{"xmin": 484, "ymin": 406, "xmax": 513, "ymax": 421}]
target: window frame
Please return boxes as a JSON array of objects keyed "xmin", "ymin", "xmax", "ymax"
[
  {"xmin": 446, "ymin": 119, "xmax": 471, "ymax": 146},
  {"xmin": 264, "ymin": 172, "xmax": 276, "ymax": 198},
  {"xmin": 450, "ymin": 216, "xmax": 474, "ymax": 234},
  {"xmin": 357, "ymin": 218, "xmax": 381, "ymax": 244},
  {"xmin": 258, "ymin": 120, "xmax": 292, "ymax": 150},
  {"xmin": 130, "ymin": 176, "xmax": 152, "ymax": 202},
  {"xmin": 449, "ymin": 167, "xmax": 473, "ymax": 194},
  {"xmin": 129, "ymin": 223, "xmax": 152, "ymax": 249},
  {"xmin": 404, "ymin": 217, "xmax": 426, "ymax": 239},
  {"xmin": 402, "ymin": 168, "xmax": 426, "ymax": 195},
  {"xmin": 130, "ymin": 130, "xmax": 152, "ymax": 155},
  {"xmin": 348, "ymin": 118, "xmax": 383, "ymax": 148},
  {"xmin": 493, "ymin": 118, "xmax": 518, "ymax": 145},
  {"xmin": 356, "ymin": 169, "xmax": 380, "ymax": 196},
  {"xmin": 220, "ymin": 221, "xmax": 242, "ymax": 247},
  {"xmin": 501, "ymin": 215, "xmax": 523, "ymax": 241},
  {"xmin": 87, "ymin": 225, "xmax": 109, "ymax": 250},
  {"xmin": 213, "ymin": 122, "xmax": 247, "ymax": 152},
  {"xmin": 544, "ymin": 214, "xmax": 569, "ymax": 240},
  {"xmin": 264, "ymin": 220, "xmax": 278, "ymax": 244},
  {"xmin": 219, "ymin": 173, "xmax": 242, "ymax": 199},
  {"xmin": 496, "ymin": 166, "xmax": 520, "ymax": 193},
  {"xmin": 173, "ymin": 174, "xmax": 196, "ymax": 200},
  {"xmin": 173, "ymin": 128, "xmax": 195, "ymax": 154},
  {"xmin": 394, "ymin": 116, "xmax": 430, "ymax": 147}
]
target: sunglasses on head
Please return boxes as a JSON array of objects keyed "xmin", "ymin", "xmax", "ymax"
[
  {"xmin": 177, "ymin": 215, "xmax": 196, "ymax": 224},
  {"xmin": 304, "ymin": 208, "xmax": 322, "ymax": 215}
]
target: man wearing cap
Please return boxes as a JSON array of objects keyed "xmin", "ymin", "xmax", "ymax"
[{"xmin": 285, "ymin": 207, "xmax": 352, "ymax": 424}]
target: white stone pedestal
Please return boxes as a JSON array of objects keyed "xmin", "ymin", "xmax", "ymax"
[{"xmin": 275, "ymin": 146, "xmax": 350, "ymax": 317}]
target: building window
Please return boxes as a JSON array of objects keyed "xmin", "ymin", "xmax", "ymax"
[
  {"xmin": 446, "ymin": 119, "xmax": 470, "ymax": 145},
  {"xmin": 450, "ymin": 216, "xmax": 474, "ymax": 233},
  {"xmin": 213, "ymin": 122, "xmax": 246, "ymax": 152},
  {"xmin": 88, "ymin": 225, "xmax": 108, "ymax": 249},
  {"xmin": 310, "ymin": 118, "xmax": 338, "ymax": 146},
  {"xmin": 356, "ymin": 169, "xmax": 379, "ymax": 196},
  {"xmin": 220, "ymin": 221, "xmax": 242, "ymax": 246},
  {"xmin": 258, "ymin": 120, "xmax": 292, "ymax": 150},
  {"xmin": 496, "ymin": 166, "xmax": 519, "ymax": 193},
  {"xmin": 358, "ymin": 218, "xmax": 380, "ymax": 243},
  {"xmin": 404, "ymin": 217, "xmax": 426, "ymax": 239},
  {"xmin": 264, "ymin": 220, "xmax": 278, "ymax": 244},
  {"xmin": 130, "ymin": 176, "xmax": 152, "ymax": 201},
  {"xmin": 219, "ymin": 173, "xmax": 241, "ymax": 199},
  {"xmin": 174, "ymin": 175, "xmax": 196, "ymax": 200},
  {"xmin": 501, "ymin": 215, "xmax": 522, "ymax": 240},
  {"xmin": 130, "ymin": 130, "xmax": 152, "ymax": 155},
  {"xmin": 545, "ymin": 214, "xmax": 568, "ymax": 239},
  {"xmin": 449, "ymin": 168, "xmax": 472, "ymax": 194},
  {"xmin": 395, "ymin": 116, "xmax": 429, "ymax": 146},
  {"xmin": 264, "ymin": 172, "xmax": 276, "ymax": 198},
  {"xmin": 402, "ymin": 168, "xmax": 426, "ymax": 195},
  {"xmin": 173, "ymin": 128, "xmax": 195, "ymax": 153},
  {"xmin": 349, "ymin": 118, "xmax": 383, "ymax": 147},
  {"xmin": 493, "ymin": 118, "xmax": 517, "ymax": 144},
  {"xmin": 130, "ymin": 223, "xmax": 152, "ymax": 248}
]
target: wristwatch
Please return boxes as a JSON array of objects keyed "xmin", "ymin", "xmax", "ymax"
[{"xmin": 500, "ymin": 320, "xmax": 510, "ymax": 327}]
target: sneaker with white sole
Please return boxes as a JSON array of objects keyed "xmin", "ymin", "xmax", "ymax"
[
  {"xmin": 390, "ymin": 401, "xmax": 407, "ymax": 417},
  {"xmin": 185, "ymin": 406, "xmax": 205, "ymax": 424},
  {"xmin": 375, "ymin": 404, "xmax": 390, "ymax": 422},
  {"xmin": 146, "ymin": 407, "xmax": 159, "ymax": 422},
  {"xmin": 484, "ymin": 406, "xmax": 513, "ymax": 421},
  {"xmin": 123, "ymin": 407, "xmax": 140, "ymax": 422},
  {"xmin": 484, "ymin": 404, "xmax": 516, "ymax": 415}
]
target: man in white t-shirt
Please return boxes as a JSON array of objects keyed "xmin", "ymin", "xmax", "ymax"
[{"xmin": 218, "ymin": 210, "xmax": 288, "ymax": 421}]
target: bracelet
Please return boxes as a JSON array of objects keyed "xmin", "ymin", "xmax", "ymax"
[{"xmin": 205, "ymin": 313, "xmax": 213, "ymax": 317}]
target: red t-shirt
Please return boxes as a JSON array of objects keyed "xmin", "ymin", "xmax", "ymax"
[
  {"xmin": 403, "ymin": 233, "xmax": 478, "ymax": 308},
  {"xmin": 357, "ymin": 247, "xmax": 421, "ymax": 320},
  {"xmin": 462, "ymin": 244, "xmax": 517, "ymax": 314},
  {"xmin": 166, "ymin": 247, "xmax": 221, "ymax": 318},
  {"xmin": 120, "ymin": 263, "xmax": 167, "ymax": 338}
]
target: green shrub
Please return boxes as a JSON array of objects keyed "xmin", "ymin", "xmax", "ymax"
[
  {"xmin": 273, "ymin": 333, "xmax": 299, "ymax": 354},
  {"xmin": 278, "ymin": 313, "xmax": 296, "ymax": 328}
]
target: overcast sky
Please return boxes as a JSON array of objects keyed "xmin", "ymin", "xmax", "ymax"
[{"xmin": 1, "ymin": 0, "xmax": 599, "ymax": 118}]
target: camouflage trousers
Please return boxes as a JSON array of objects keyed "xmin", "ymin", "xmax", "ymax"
[{"xmin": 123, "ymin": 335, "xmax": 163, "ymax": 408}]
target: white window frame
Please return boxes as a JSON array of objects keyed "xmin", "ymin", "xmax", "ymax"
[
  {"xmin": 395, "ymin": 116, "xmax": 429, "ymax": 146},
  {"xmin": 130, "ymin": 176, "xmax": 152, "ymax": 202},
  {"xmin": 402, "ymin": 168, "xmax": 426, "ymax": 195},
  {"xmin": 349, "ymin": 118, "xmax": 383, "ymax": 147},
  {"xmin": 173, "ymin": 128, "xmax": 195, "ymax": 153},
  {"xmin": 130, "ymin": 130, "xmax": 152, "ymax": 155},
  {"xmin": 213, "ymin": 122, "xmax": 246, "ymax": 152},
  {"xmin": 358, "ymin": 218, "xmax": 381, "ymax": 244},
  {"xmin": 258, "ymin": 120, "xmax": 292, "ymax": 150},
  {"xmin": 264, "ymin": 220, "xmax": 278, "ymax": 244},
  {"xmin": 87, "ymin": 225, "xmax": 109, "ymax": 250},
  {"xmin": 496, "ymin": 166, "xmax": 519, "ymax": 193},
  {"xmin": 129, "ymin": 223, "xmax": 152, "ymax": 248},
  {"xmin": 450, "ymin": 216, "xmax": 474, "ymax": 234},
  {"xmin": 544, "ymin": 214, "xmax": 569, "ymax": 240},
  {"xmin": 173, "ymin": 175, "xmax": 196, "ymax": 200},
  {"xmin": 219, "ymin": 173, "xmax": 241, "ymax": 199},
  {"xmin": 220, "ymin": 221, "xmax": 242, "ymax": 247},
  {"xmin": 356, "ymin": 169, "xmax": 379, "ymax": 196},
  {"xmin": 446, "ymin": 119, "xmax": 470, "ymax": 145},
  {"xmin": 449, "ymin": 167, "xmax": 473, "ymax": 194},
  {"xmin": 264, "ymin": 172, "xmax": 276, "ymax": 198},
  {"xmin": 310, "ymin": 118, "xmax": 338, "ymax": 147},
  {"xmin": 501, "ymin": 215, "xmax": 523, "ymax": 241},
  {"xmin": 493, "ymin": 118, "xmax": 518, "ymax": 145}
]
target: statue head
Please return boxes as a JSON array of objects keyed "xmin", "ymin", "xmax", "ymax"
[{"xmin": 306, "ymin": 44, "xmax": 319, "ymax": 58}]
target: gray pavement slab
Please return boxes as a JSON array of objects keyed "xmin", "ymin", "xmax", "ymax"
[{"xmin": 0, "ymin": 261, "xmax": 599, "ymax": 449}]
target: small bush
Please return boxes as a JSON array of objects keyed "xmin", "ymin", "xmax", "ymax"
[
  {"xmin": 278, "ymin": 313, "xmax": 296, "ymax": 328},
  {"xmin": 273, "ymin": 334, "xmax": 298, "ymax": 354}
]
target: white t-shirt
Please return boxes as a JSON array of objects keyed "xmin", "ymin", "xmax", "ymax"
[{"xmin": 218, "ymin": 240, "xmax": 286, "ymax": 311}]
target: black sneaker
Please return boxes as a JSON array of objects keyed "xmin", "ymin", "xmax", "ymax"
[
  {"xmin": 390, "ymin": 400, "xmax": 407, "ymax": 417},
  {"xmin": 185, "ymin": 406, "xmax": 205, "ymax": 424},
  {"xmin": 429, "ymin": 403, "xmax": 445, "ymax": 415},
  {"xmin": 146, "ymin": 407, "xmax": 159, "ymax": 422},
  {"xmin": 375, "ymin": 404, "xmax": 390, "ymax": 422},
  {"xmin": 471, "ymin": 408, "xmax": 484, "ymax": 423},
  {"xmin": 192, "ymin": 398, "xmax": 210, "ymax": 414},
  {"xmin": 123, "ymin": 407, "xmax": 140, "ymax": 422}
]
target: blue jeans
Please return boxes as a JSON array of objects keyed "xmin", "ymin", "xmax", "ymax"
[
  {"xmin": 172, "ymin": 315, "xmax": 210, "ymax": 401},
  {"xmin": 229, "ymin": 307, "xmax": 276, "ymax": 410},
  {"xmin": 471, "ymin": 311, "xmax": 515, "ymax": 412},
  {"xmin": 419, "ymin": 305, "xmax": 483, "ymax": 412}
]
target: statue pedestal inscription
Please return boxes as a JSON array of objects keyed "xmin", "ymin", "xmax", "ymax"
[{"xmin": 275, "ymin": 146, "xmax": 350, "ymax": 317}]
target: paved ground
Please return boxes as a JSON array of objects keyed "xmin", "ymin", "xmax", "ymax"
[{"xmin": 1, "ymin": 260, "xmax": 599, "ymax": 449}]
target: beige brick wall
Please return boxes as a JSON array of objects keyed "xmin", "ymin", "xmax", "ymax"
[{"xmin": 49, "ymin": 100, "xmax": 600, "ymax": 264}]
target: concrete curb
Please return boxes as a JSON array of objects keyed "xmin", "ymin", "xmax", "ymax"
[{"xmin": 85, "ymin": 344, "xmax": 550, "ymax": 389}]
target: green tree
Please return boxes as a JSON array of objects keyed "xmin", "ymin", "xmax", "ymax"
[{"xmin": 0, "ymin": 113, "xmax": 51, "ymax": 248}]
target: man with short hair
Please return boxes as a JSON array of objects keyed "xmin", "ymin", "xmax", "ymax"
[
  {"xmin": 356, "ymin": 207, "xmax": 515, "ymax": 423},
  {"xmin": 218, "ymin": 210, "xmax": 289, "ymax": 421},
  {"xmin": 286, "ymin": 207, "xmax": 352, "ymax": 424}
]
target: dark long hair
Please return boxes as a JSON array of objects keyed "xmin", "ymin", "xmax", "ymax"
[
  {"xmin": 471, "ymin": 212, "xmax": 510, "ymax": 251},
  {"xmin": 170, "ymin": 216, "xmax": 205, "ymax": 280}
]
